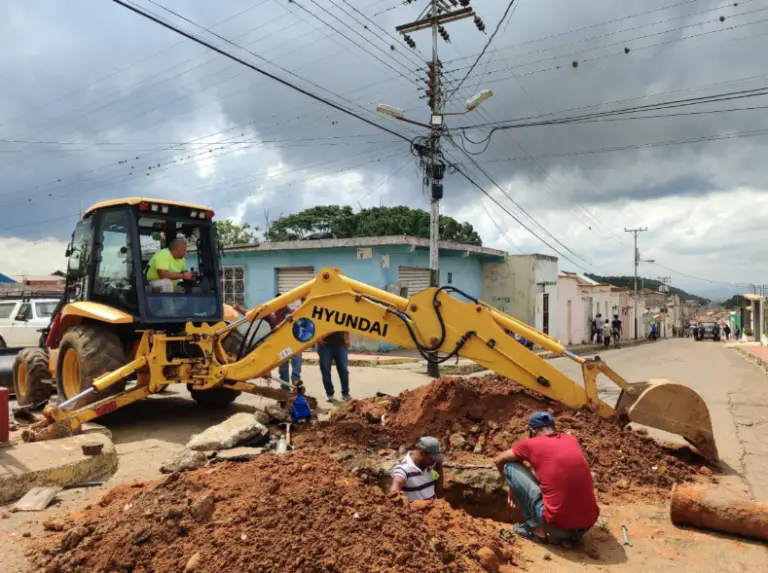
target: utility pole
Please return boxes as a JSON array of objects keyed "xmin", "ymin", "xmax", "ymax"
[
  {"xmin": 625, "ymin": 227, "xmax": 648, "ymax": 340},
  {"xmin": 394, "ymin": 0, "xmax": 478, "ymax": 378},
  {"xmin": 657, "ymin": 276, "xmax": 671, "ymax": 293}
]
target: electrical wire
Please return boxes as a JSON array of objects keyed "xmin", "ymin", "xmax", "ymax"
[{"xmin": 445, "ymin": 0, "xmax": 518, "ymax": 103}]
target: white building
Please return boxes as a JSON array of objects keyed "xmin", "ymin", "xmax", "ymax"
[{"xmin": 482, "ymin": 254, "xmax": 558, "ymax": 336}]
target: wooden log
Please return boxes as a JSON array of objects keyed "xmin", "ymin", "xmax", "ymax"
[{"xmin": 670, "ymin": 484, "xmax": 768, "ymax": 541}]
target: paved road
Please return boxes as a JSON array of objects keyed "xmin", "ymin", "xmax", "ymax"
[{"xmin": 549, "ymin": 338, "xmax": 768, "ymax": 502}]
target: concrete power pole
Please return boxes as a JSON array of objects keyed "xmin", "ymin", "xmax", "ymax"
[
  {"xmin": 395, "ymin": 0, "xmax": 476, "ymax": 378},
  {"xmin": 625, "ymin": 227, "xmax": 648, "ymax": 339}
]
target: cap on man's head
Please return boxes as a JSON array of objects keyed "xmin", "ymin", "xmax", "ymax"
[
  {"xmin": 528, "ymin": 411, "xmax": 555, "ymax": 430},
  {"xmin": 416, "ymin": 436, "xmax": 444, "ymax": 463}
]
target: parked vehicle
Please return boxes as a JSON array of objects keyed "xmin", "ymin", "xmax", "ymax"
[
  {"xmin": 695, "ymin": 321, "xmax": 720, "ymax": 341},
  {"xmin": 0, "ymin": 297, "xmax": 59, "ymax": 348}
]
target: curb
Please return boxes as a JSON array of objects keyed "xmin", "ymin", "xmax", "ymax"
[
  {"xmin": 302, "ymin": 356, "xmax": 421, "ymax": 367},
  {"xmin": 734, "ymin": 347, "xmax": 768, "ymax": 374},
  {"xmin": 0, "ymin": 433, "xmax": 118, "ymax": 504}
]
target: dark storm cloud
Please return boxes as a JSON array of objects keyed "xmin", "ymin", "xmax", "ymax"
[{"xmin": 1, "ymin": 0, "xmax": 768, "ymax": 287}]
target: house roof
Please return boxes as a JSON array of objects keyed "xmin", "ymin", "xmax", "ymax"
[
  {"xmin": 221, "ymin": 235, "xmax": 508, "ymax": 260},
  {"xmin": 12, "ymin": 274, "xmax": 66, "ymax": 282}
]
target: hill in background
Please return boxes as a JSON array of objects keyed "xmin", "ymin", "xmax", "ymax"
[{"xmin": 585, "ymin": 274, "xmax": 711, "ymax": 306}]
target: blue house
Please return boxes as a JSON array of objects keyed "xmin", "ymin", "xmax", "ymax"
[{"xmin": 216, "ymin": 235, "xmax": 507, "ymax": 351}]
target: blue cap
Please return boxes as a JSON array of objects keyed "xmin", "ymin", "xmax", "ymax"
[{"xmin": 528, "ymin": 411, "xmax": 555, "ymax": 430}]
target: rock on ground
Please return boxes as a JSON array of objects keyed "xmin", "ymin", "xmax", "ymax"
[
  {"xmin": 160, "ymin": 449, "xmax": 208, "ymax": 474},
  {"xmin": 265, "ymin": 404, "xmax": 291, "ymax": 423},
  {"xmin": 186, "ymin": 413, "xmax": 268, "ymax": 451}
]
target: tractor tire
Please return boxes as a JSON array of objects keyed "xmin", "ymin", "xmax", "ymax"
[
  {"xmin": 188, "ymin": 386, "xmax": 241, "ymax": 408},
  {"xmin": 56, "ymin": 324, "xmax": 128, "ymax": 407},
  {"xmin": 13, "ymin": 348, "xmax": 52, "ymax": 407}
]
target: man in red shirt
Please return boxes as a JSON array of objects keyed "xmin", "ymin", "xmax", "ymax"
[{"xmin": 494, "ymin": 412, "xmax": 599, "ymax": 546}]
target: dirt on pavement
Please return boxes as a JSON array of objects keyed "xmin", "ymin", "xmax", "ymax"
[
  {"xmin": 308, "ymin": 374, "xmax": 712, "ymax": 501},
  {"xmin": 28, "ymin": 453, "xmax": 519, "ymax": 573}
]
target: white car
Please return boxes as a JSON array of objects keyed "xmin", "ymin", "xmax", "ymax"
[{"xmin": 0, "ymin": 299, "xmax": 58, "ymax": 348}]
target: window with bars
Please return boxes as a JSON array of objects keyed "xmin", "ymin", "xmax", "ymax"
[{"xmin": 220, "ymin": 266, "xmax": 245, "ymax": 305}]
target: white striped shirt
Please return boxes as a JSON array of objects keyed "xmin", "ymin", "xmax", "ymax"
[{"xmin": 392, "ymin": 453, "xmax": 436, "ymax": 501}]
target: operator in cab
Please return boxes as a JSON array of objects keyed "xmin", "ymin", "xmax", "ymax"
[
  {"xmin": 146, "ymin": 238, "xmax": 194, "ymax": 293},
  {"xmin": 494, "ymin": 412, "xmax": 599, "ymax": 547}
]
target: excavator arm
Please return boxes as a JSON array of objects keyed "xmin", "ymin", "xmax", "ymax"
[
  {"xmin": 26, "ymin": 268, "xmax": 718, "ymax": 461},
  {"xmin": 218, "ymin": 269, "xmax": 717, "ymax": 461},
  {"xmin": 220, "ymin": 268, "xmax": 613, "ymax": 416}
]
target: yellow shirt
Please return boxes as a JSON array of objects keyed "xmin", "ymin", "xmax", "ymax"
[{"xmin": 146, "ymin": 248, "xmax": 186, "ymax": 284}]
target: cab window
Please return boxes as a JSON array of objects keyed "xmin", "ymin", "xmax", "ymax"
[
  {"xmin": 16, "ymin": 303, "xmax": 32, "ymax": 321},
  {"xmin": 93, "ymin": 209, "xmax": 137, "ymax": 312},
  {"xmin": 0, "ymin": 302, "xmax": 17, "ymax": 319}
]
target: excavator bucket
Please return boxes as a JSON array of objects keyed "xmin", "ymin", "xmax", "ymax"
[{"xmin": 615, "ymin": 379, "xmax": 718, "ymax": 463}]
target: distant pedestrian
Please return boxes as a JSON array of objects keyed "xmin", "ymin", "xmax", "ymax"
[
  {"xmin": 723, "ymin": 324, "xmax": 731, "ymax": 341},
  {"xmin": 611, "ymin": 314, "xmax": 622, "ymax": 348},
  {"xmin": 318, "ymin": 331, "xmax": 351, "ymax": 402},
  {"xmin": 734, "ymin": 326, "xmax": 741, "ymax": 340},
  {"xmin": 602, "ymin": 320, "xmax": 611, "ymax": 348},
  {"xmin": 595, "ymin": 314, "xmax": 604, "ymax": 344}
]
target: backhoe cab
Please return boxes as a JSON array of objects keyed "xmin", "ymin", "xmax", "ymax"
[{"xmin": 11, "ymin": 198, "xmax": 274, "ymax": 419}]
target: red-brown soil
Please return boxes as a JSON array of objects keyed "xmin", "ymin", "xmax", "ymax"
[
  {"xmin": 29, "ymin": 453, "xmax": 518, "ymax": 573},
  {"xmin": 304, "ymin": 375, "xmax": 708, "ymax": 500}
]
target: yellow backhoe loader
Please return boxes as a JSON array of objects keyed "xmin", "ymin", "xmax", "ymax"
[{"xmin": 16, "ymin": 198, "xmax": 718, "ymax": 462}]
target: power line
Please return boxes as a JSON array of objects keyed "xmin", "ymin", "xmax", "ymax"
[
  {"xmin": 446, "ymin": 155, "xmax": 588, "ymax": 270},
  {"xmin": 445, "ymin": 0, "xmax": 518, "ymax": 102},
  {"xmin": 445, "ymin": 138, "xmax": 592, "ymax": 267},
  {"xmin": 104, "ymin": 1, "xmax": 413, "ymax": 143}
]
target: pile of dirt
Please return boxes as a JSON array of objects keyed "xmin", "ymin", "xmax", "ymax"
[
  {"xmin": 30, "ymin": 453, "xmax": 518, "ymax": 573},
  {"xmin": 313, "ymin": 375, "xmax": 705, "ymax": 499}
]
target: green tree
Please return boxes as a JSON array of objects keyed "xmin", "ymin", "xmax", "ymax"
[
  {"xmin": 264, "ymin": 205, "xmax": 482, "ymax": 245},
  {"xmin": 215, "ymin": 220, "xmax": 258, "ymax": 246},
  {"xmin": 722, "ymin": 295, "xmax": 744, "ymax": 310}
]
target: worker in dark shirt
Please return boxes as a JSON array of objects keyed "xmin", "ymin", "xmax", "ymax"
[
  {"xmin": 264, "ymin": 295, "xmax": 303, "ymax": 392},
  {"xmin": 318, "ymin": 331, "xmax": 350, "ymax": 403},
  {"xmin": 494, "ymin": 412, "xmax": 599, "ymax": 546}
]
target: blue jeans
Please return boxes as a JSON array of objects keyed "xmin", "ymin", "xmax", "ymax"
[
  {"xmin": 279, "ymin": 355, "xmax": 302, "ymax": 383},
  {"xmin": 503, "ymin": 462, "xmax": 588, "ymax": 543},
  {"xmin": 318, "ymin": 344, "xmax": 349, "ymax": 396}
]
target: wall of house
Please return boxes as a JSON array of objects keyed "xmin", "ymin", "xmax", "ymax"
[
  {"xmin": 481, "ymin": 255, "xmax": 558, "ymax": 337},
  {"xmin": 557, "ymin": 276, "xmax": 584, "ymax": 345},
  {"xmin": 216, "ymin": 245, "xmax": 485, "ymax": 351},
  {"xmin": 532, "ymin": 256, "xmax": 558, "ymax": 336},
  {"xmin": 481, "ymin": 256, "xmax": 534, "ymax": 323}
]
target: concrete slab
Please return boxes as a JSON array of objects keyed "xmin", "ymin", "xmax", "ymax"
[{"xmin": 0, "ymin": 433, "xmax": 117, "ymax": 504}]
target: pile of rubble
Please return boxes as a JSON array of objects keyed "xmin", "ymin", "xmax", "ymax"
[
  {"xmin": 30, "ymin": 454, "xmax": 518, "ymax": 573},
  {"xmin": 307, "ymin": 375, "xmax": 706, "ymax": 499}
]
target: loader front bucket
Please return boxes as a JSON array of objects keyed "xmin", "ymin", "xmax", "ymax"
[{"xmin": 615, "ymin": 379, "xmax": 718, "ymax": 463}]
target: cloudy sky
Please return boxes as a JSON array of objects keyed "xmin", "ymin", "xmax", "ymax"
[{"xmin": 1, "ymin": 0, "xmax": 766, "ymax": 299}]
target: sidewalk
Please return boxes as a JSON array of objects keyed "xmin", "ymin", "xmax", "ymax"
[
  {"xmin": 733, "ymin": 343, "xmax": 768, "ymax": 371},
  {"xmin": 295, "ymin": 336, "xmax": 664, "ymax": 376}
]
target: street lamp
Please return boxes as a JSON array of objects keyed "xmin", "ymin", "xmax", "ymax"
[{"xmin": 375, "ymin": 89, "xmax": 493, "ymax": 127}]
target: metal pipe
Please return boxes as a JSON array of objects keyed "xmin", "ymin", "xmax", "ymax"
[{"xmin": 59, "ymin": 387, "xmax": 96, "ymax": 410}]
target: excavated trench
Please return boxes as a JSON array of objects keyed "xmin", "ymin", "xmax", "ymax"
[{"xmin": 337, "ymin": 451, "xmax": 515, "ymax": 522}]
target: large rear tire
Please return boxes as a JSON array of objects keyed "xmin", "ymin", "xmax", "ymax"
[
  {"xmin": 56, "ymin": 324, "xmax": 127, "ymax": 407},
  {"xmin": 13, "ymin": 348, "xmax": 52, "ymax": 406}
]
